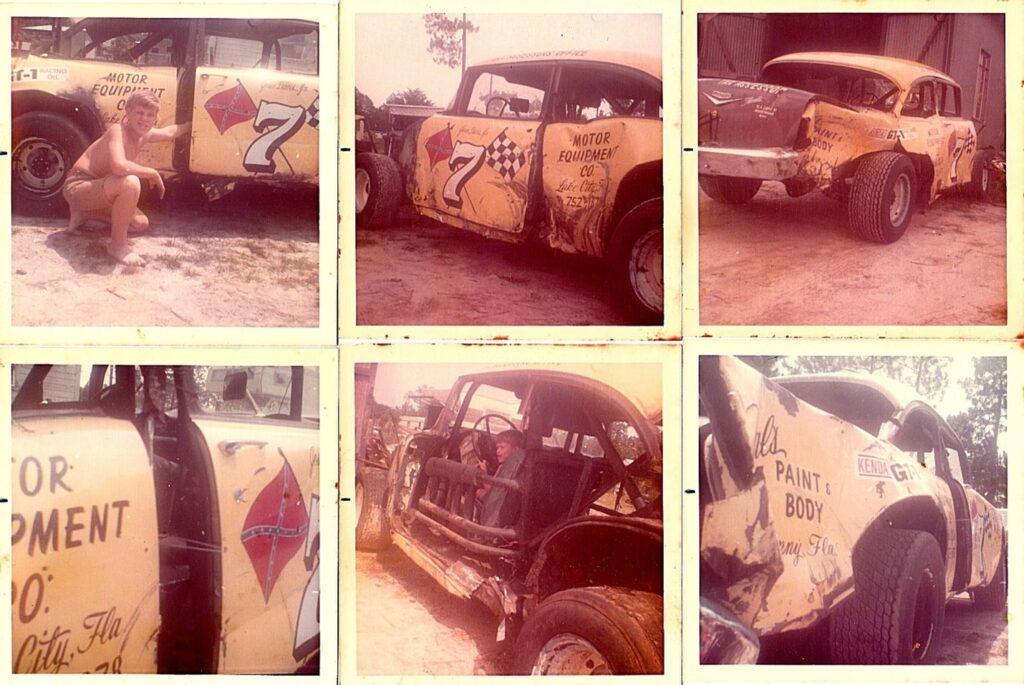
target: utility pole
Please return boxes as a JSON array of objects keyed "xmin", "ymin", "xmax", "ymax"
[{"xmin": 461, "ymin": 13, "xmax": 467, "ymax": 77}]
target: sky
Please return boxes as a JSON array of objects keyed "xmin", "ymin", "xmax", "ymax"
[{"xmin": 355, "ymin": 13, "xmax": 662, "ymax": 107}]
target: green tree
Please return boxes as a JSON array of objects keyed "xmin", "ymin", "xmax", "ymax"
[
  {"xmin": 424, "ymin": 13, "xmax": 478, "ymax": 75},
  {"xmin": 386, "ymin": 88, "xmax": 435, "ymax": 107},
  {"xmin": 946, "ymin": 357, "xmax": 1007, "ymax": 506},
  {"xmin": 355, "ymin": 87, "xmax": 375, "ymax": 116}
]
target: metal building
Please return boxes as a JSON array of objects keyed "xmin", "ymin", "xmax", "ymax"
[{"xmin": 698, "ymin": 13, "xmax": 1006, "ymax": 150}]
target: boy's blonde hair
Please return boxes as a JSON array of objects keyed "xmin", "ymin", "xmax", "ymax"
[{"xmin": 125, "ymin": 90, "xmax": 160, "ymax": 112}]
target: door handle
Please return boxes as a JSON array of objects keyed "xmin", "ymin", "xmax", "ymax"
[{"xmin": 218, "ymin": 440, "xmax": 268, "ymax": 456}]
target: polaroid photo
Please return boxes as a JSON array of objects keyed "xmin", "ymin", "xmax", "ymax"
[
  {"xmin": 683, "ymin": 0, "xmax": 1023, "ymax": 338},
  {"xmin": 2, "ymin": 2, "xmax": 339, "ymax": 346},
  {"xmin": 683, "ymin": 337, "xmax": 1021, "ymax": 680},
  {"xmin": 341, "ymin": 0, "xmax": 682, "ymax": 340},
  {"xmin": 340, "ymin": 342, "xmax": 682, "ymax": 680},
  {"xmin": 1, "ymin": 345, "xmax": 339, "ymax": 679}
]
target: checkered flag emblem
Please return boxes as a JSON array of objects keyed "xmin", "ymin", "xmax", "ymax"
[
  {"xmin": 485, "ymin": 130, "xmax": 526, "ymax": 181},
  {"xmin": 305, "ymin": 96, "xmax": 320, "ymax": 129}
]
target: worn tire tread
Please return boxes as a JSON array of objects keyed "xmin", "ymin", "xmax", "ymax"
[
  {"xmin": 356, "ymin": 152, "xmax": 401, "ymax": 228},
  {"xmin": 848, "ymin": 151, "xmax": 916, "ymax": 243},
  {"xmin": 355, "ymin": 467, "xmax": 390, "ymax": 551},
  {"xmin": 698, "ymin": 174, "xmax": 762, "ymax": 205}
]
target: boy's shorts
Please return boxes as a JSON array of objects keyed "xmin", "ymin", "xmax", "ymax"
[{"xmin": 62, "ymin": 169, "xmax": 111, "ymax": 212}]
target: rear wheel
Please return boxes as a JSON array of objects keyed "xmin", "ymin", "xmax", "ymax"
[
  {"xmin": 355, "ymin": 152, "xmax": 401, "ymax": 227},
  {"xmin": 513, "ymin": 587, "xmax": 663, "ymax": 675},
  {"xmin": 848, "ymin": 151, "xmax": 917, "ymax": 243},
  {"xmin": 12, "ymin": 111, "xmax": 91, "ymax": 216},
  {"xmin": 698, "ymin": 175, "xmax": 762, "ymax": 205},
  {"xmin": 608, "ymin": 198, "xmax": 663, "ymax": 325},
  {"xmin": 355, "ymin": 467, "xmax": 390, "ymax": 550},
  {"xmin": 829, "ymin": 529, "xmax": 945, "ymax": 664}
]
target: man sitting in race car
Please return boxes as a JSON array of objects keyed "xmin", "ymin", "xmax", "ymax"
[
  {"xmin": 63, "ymin": 90, "xmax": 190, "ymax": 266},
  {"xmin": 476, "ymin": 429, "xmax": 526, "ymax": 529}
]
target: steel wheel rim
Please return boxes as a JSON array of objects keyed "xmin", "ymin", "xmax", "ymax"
[
  {"xmin": 532, "ymin": 634, "xmax": 612, "ymax": 675},
  {"xmin": 981, "ymin": 166, "xmax": 990, "ymax": 192},
  {"xmin": 355, "ymin": 168, "xmax": 371, "ymax": 213},
  {"xmin": 14, "ymin": 137, "xmax": 66, "ymax": 194},
  {"xmin": 911, "ymin": 568, "xmax": 937, "ymax": 662},
  {"xmin": 629, "ymin": 227, "xmax": 664, "ymax": 315},
  {"xmin": 889, "ymin": 173, "xmax": 911, "ymax": 225}
]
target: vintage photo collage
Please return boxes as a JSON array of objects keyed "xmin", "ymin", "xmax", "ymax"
[{"xmin": 0, "ymin": 0, "xmax": 1021, "ymax": 682}]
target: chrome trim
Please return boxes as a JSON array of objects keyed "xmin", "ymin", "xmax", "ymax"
[{"xmin": 697, "ymin": 146, "xmax": 801, "ymax": 180}]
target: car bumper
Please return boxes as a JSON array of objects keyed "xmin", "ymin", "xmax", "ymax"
[{"xmin": 698, "ymin": 146, "xmax": 800, "ymax": 181}]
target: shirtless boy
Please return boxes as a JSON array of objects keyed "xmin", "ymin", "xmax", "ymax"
[{"xmin": 62, "ymin": 90, "xmax": 191, "ymax": 265}]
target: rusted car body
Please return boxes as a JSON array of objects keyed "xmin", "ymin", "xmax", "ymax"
[
  {"xmin": 356, "ymin": 366, "xmax": 664, "ymax": 674},
  {"xmin": 12, "ymin": 365, "xmax": 320, "ymax": 674},
  {"xmin": 12, "ymin": 17, "xmax": 319, "ymax": 214},
  {"xmin": 698, "ymin": 52, "xmax": 992, "ymax": 243},
  {"xmin": 699, "ymin": 356, "xmax": 1006, "ymax": 664},
  {"xmin": 356, "ymin": 51, "xmax": 664, "ymax": 322}
]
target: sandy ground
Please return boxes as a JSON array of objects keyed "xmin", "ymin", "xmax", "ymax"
[
  {"xmin": 11, "ymin": 185, "xmax": 319, "ymax": 327},
  {"xmin": 759, "ymin": 593, "xmax": 1007, "ymax": 665},
  {"xmin": 356, "ymin": 548, "xmax": 502, "ymax": 676},
  {"xmin": 699, "ymin": 184, "xmax": 1007, "ymax": 326},
  {"xmin": 356, "ymin": 213, "xmax": 630, "ymax": 326}
]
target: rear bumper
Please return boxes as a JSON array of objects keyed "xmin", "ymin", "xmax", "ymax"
[{"xmin": 698, "ymin": 146, "xmax": 800, "ymax": 181}]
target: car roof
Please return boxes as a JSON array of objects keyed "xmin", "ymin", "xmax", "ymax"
[
  {"xmin": 774, "ymin": 371, "xmax": 926, "ymax": 414},
  {"xmin": 473, "ymin": 50, "xmax": 661, "ymax": 81},
  {"xmin": 458, "ymin": 365, "xmax": 662, "ymax": 424},
  {"xmin": 765, "ymin": 51, "xmax": 956, "ymax": 90}
]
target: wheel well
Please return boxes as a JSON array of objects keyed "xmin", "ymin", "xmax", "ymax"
[
  {"xmin": 860, "ymin": 496, "xmax": 948, "ymax": 560},
  {"xmin": 13, "ymin": 90, "xmax": 105, "ymax": 141},
  {"xmin": 607, "ymin": 160, "xmax": 662, "ymax": 242},
  {"xmin": 528, "ymin": 522, "xmax": 662, "ymax": 601},
  {"xmin": 893, "ymin": 144, "xmax": 935, "ymax": 204}
]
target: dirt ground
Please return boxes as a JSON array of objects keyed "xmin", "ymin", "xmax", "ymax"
[
  {"xmin": 356, "ymin": 213, "xmax": 630, "ymax": 326},
  {"xmin": 356, "ymin": 548, "xmax": 502, "ymax": 676},
  {"xmin": 11, "ymin": 185, "xmax": 319, "ymax": 327},
  {"xmin": 699, "ymin": 184, "xmax": 1007, "ymax": 326},
  {"xmin": 760, "ymin": 594, "xmax": 1007, "ymax": 665}
]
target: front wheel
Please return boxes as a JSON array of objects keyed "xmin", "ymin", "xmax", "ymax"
[
  {"xmin": 848, "ymin": 151, "xmax": 917, "ymax": 243},
  {"xmin": 512, "ymin": 587, "xmax": 663, "ymax": 675},
  {"xmin": 829, "ymin": 529, "xmax": 945, "ymax": 664},
  {"xmin": 12, "ymin": 111, "xmax": 91, "ymax": 216},
  {"xmin": 608, "ymin": 198, "xmax": 663, "ymax": 325},
  {"xmin": 972, "ymin": 544, "xmax": 1007, "ymax": 610},
  {"xmin": 355, "ymin": 152, "xmax": 401, "ymax": 227}
]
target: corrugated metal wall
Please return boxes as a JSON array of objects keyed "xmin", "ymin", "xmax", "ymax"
[
  {"xmin": 882, "ymin": 14, "xmax": 952, "ymax": 72},
  {"xmin": 698, "ymin": 14, "xmax": 767, "ymax": 80}
]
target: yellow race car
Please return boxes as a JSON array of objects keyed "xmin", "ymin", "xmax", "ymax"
[
  {"xmin": 11, "ymin": 365, "xmax": 321, "ymax": 674},
  {"xmin": 12, "ymin": 17, "xmax": 319, "ymax": 214}
]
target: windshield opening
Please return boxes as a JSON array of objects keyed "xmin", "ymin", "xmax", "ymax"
[{"xmin": 762, "ymin": 62, "xmax": 899, "ymax": 111}]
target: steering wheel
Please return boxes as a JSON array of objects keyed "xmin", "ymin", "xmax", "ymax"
[
  {"xmin": 471, "ymin": 413, "xmax": 517, "ymax": 471},
  {"xmin": 486, "ymin": 96, "xmax": 520, "ymax": 119}
]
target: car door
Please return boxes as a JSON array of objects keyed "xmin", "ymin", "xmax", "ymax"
[
  {"xmin": 11, "ymin": 365, "xmax": 161, "ymax": 674},
  {"xmin": 934, "ymin": 80, "xmax": 975, "ymax": 188},
  {"xmin": 189, "ymin": 366, "xmax": 320, "ymax": 674},
  {"xmin": 189, "ymin": 22, "xmax": 319, "ymax": 180},
  {"xmin": 541, "ymin": 64, "xmax": 662, "ymax": 255},
  {"xmin": 410, "ymin": 62, "xmax": 550, "ymax": 235}
]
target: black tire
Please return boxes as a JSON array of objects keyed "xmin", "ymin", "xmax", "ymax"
[
  {"xmin": 829, "ymin": 529, "xmax": 945, "ymax": 664},
  {"xmin": 355, "ymin": 467, "xmax": 390, "ymax": 551},
  {"xmin": 967, "ymin": 149, "xmax": 995, "ymax": 201},
  {"xmin": 972, "ymin": 544, "xmax": 1007, "ymax": 610},
  {"xmin": 12, "ymin": 111, "xmax": 92, "ymax": 216},
  {"xmin": 512, "ymin": 587, "xmax": 663, "ymax": 675},
  {"xmin": 848, "ymin": 151, "xmax": 917, "ymax": 243},
  {"xmin": 698, "ymin": 174, "xmax": 762, "ymax": 205},
  {"xmin": 608, "ymin": 198, "xmax": 663, "ymax": 325},
  {"xmin": 355, "ymin": 152, "xmax": 401, "ymax": 228}
]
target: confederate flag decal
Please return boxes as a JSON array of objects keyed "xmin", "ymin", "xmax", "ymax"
[
  {"xmin": 205, "ymin": 82, "xmax": 258, "ymax": 135},
  {"xmin": 241, "ymin": 457, "xmax": 310, "ymax": 603}
]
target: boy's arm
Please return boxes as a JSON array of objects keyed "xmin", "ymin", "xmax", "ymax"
[
  {"xmin": 106, "ymin": 125, "xmax": 165, "ymax": 198},
  {"xmin": 147, "ymin": 121, "xmax": 192, "ymax": 144}
]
